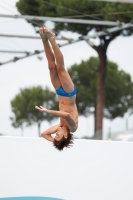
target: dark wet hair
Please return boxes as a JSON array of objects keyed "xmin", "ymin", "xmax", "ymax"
[{"xmin": 53, "ymin": 129, "xmax": 74, "ymax": 151}]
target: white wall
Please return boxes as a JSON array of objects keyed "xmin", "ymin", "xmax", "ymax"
[{"xmin": 0, "ymin": 137, "xmax": 133, "ymax": 200}]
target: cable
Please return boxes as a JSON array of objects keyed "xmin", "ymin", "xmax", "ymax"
[
  {"xmin": 62, "ymin": 10, "xmax": 133, "ymax": 18},
  {"xmin": 0, "ymin": 0, "xmax": 16, "ymax": 9},
  {"xmin": 38, "ymin": 0, "xmax": 102, "ymax": 21},
  {"xmin": 84, "ymin": 0, "xmax": 117, "ymax": 21},
  {"xmin": 107, "ymin": 11, "xmax": 133, "ymax": 16},
  {"xmin": 95, "ymin": 3, "xmax": 117, "ymax": 21},
  {"xmin": 0, "ymin": 5, "xmax": 17, "ymax": 14},
  {"xmin": 40, "ymin": 0, "xmax": 133, "ymax": 21},
  {"xmin": 9, "ymin": 38, "xmax": 26, "ymax": 51},
  {"xmin": 95, "ymin": 1, "xmax": 120, "ymax": 21}
]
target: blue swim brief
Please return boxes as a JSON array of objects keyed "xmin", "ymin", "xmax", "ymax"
[{"xmin": 56, "ymin": 85, "xmax": 76, "ymax": 97}]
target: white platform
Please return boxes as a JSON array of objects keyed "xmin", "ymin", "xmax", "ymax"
[{"xmin": 0, "ymin": 136, "xmax": 133, "ymax": 200}]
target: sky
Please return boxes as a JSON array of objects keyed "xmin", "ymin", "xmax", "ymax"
[{"xmin": 0, "ymin": 0, "xmax": 133, "ymax": 139}]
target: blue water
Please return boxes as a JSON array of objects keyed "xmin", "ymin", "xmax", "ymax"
[{"xmin": 0, "ymin": 197, "xmax": 63, "ymax": 200}]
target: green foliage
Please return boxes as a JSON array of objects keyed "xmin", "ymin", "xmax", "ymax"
[
  {"xmin": 68, "ymin": 57, "xmax": 133, "ymax": 119},
  {"xmin": 16, "ymin": 0, "xmax": 133, "ymax": 35},
  {"xmin": 16, "ymin": 0, "xmax": 40, "ymax": 15},
  {"xmin": 68, "ymin": 57, "xmax": 98, "ymax": 116},
  {"xmin": 105, "ymin": 62, "xmax": 133, "ymax": 119},
  {"xmin": 10, "ymin": 86, "xmax": 58, "ymax": 132}
]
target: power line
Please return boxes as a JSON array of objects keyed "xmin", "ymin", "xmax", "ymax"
[
  {"xmin": 60, "ymin": 10, "xmax": 133, "ymax": 18},
  {"xmin": 38, "ymin": 0, "xmax": 101, "ymax": 21},
  {"xmin": 0, "ymin": 0, "xmax": 17, "ymax": 9},
  {"xmin": 8, "ymin": 37, "xmax": 26, "ymax": 51},
  {"xmin": 0, "ymin": 5, "xmax": 16, "ymax": 14},
  {"xmin": 93, "ymin": 0, "xmax": 133, "ymax": 3},
  {"xmin": 91, "ymin": 0, "xmax": 133, "ymax": 27},
  {"xmin": 100, "ymin": 10, "xmax": 133, "ymax": 16},
  {"xmin": 93, "ymin": 1, "xmax": 117, "ymax": 21}
]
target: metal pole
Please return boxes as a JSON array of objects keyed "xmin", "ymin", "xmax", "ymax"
[
  {"xmin": 0, "ymin": 14, "xmax": 120, "ymax": 26},
  {"xmin": 0, "ymin": 34, "xmax": 71, "ymax": 40},
  {"xmin": 83, "ymin": 23, "xmax": 133, "ymax": 40},
  {"xmin": 0, "ymin": 50, "xmax": 31, "ymax": 54},
  {"xmin": 1, "ymin": 23, "xmax": 131, "ymax": 41}
]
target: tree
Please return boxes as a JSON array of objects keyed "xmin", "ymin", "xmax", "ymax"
[
  {"xmin": 16, "ymin": 0, "xmax": 133, "ymax": 139},
  {"xmin": 10, "ymin": 86, "xmax": 58, "ymax": 136},
  {"xmin": 68, "ymin": 57, "xmax": 133, "ymax": 137}
]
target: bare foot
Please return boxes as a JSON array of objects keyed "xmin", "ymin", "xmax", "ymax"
[
  {"xmin": 39, "ymin": 28, "xmax": 47, "ymax": 42},
  {"xmin": 43, "ymin": 27, "xmax": 55, "ymax": 41}
]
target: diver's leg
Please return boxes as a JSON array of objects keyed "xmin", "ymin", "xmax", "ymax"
[
  {"xmin": 43, "ymin": 27, "xmax": 74, "ymax": 93},
  {"xmin": 39, "ymin": 28, "xmax": 61, "ymax": 90}
]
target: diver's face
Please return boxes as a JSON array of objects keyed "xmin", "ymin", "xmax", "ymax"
[{"xmin": 55, "ymin": 126, "xmax": 68, "ymax": 141}]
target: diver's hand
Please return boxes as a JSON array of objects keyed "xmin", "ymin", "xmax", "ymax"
[{"xmin": 35, "ymin": 106, "xmax": 48, "ymax": 112}]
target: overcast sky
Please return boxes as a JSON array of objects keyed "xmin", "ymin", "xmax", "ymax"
[{"xmin": 0, "ymin": 0, "xmax": 133, "ymax": 139}]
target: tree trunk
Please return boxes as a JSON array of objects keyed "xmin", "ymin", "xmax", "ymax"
[
  {"xmin": 95, "ymin": 49, "xmax": 107, "ymax": 140},
  {"xmin": 88, "ymin": 32, "xmax": 121, "ymax": 140}
]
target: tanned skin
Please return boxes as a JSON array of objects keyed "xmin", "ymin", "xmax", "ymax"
[{"xmin": 35, "ymin": 27, "xmax": 78, "ymax": 142}]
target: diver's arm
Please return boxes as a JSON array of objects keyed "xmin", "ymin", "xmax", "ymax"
[
  {"xmin": 35, "ymin": 106, "xmax": 70, "ymax": 119},
  {"xmin": 41, "ymin": 124, "xmax": 60, "ymax": 142}
]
